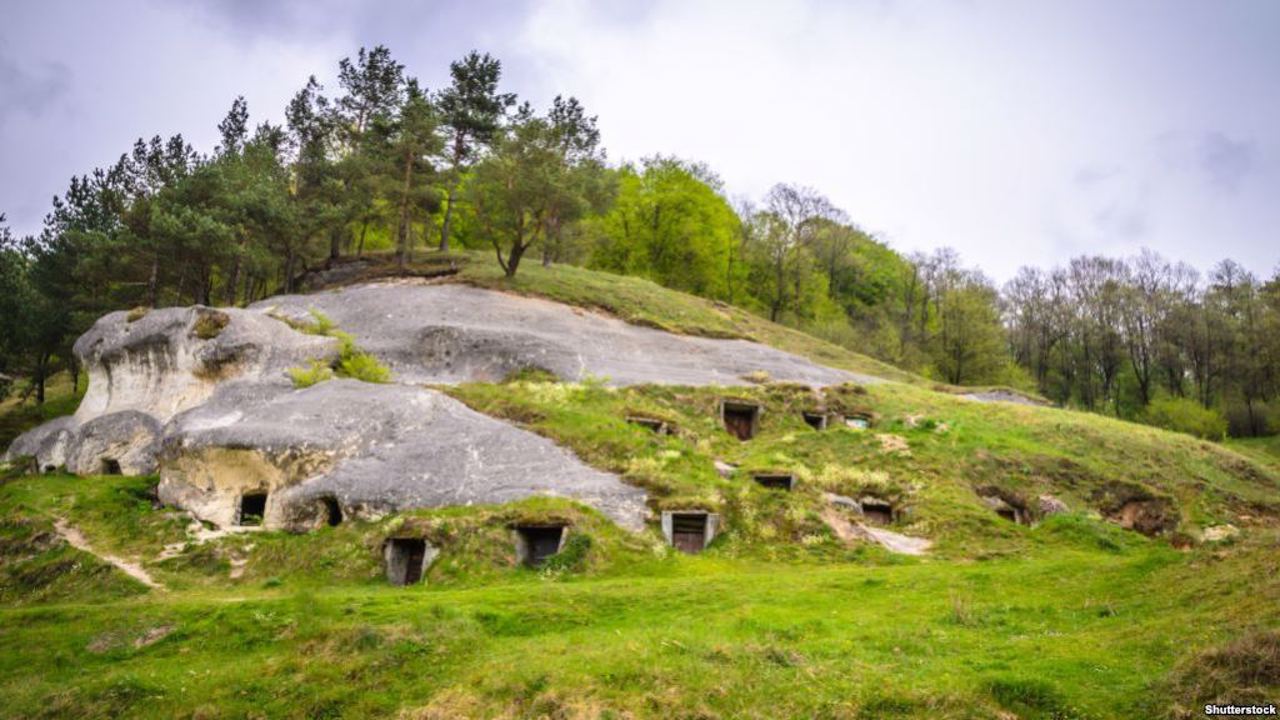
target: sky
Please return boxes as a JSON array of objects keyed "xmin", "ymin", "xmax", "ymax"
[{"xmin": 2, "ymin": 0, "xmax": 1277, "ymax": 282}]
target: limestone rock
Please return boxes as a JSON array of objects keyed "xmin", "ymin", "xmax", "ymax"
[
  {"xmin": 1037, "ymin": 493, "xmax": 1069, "ymax": 516},
  {"xmin": 1202, "ymin": 524, "xmax": 1239, "ymax": 542},
  {"xmin": 66, "ymin": 410, "xmax": 161, "ymax": 476},
  {"xmin": 254, "ymin": 283, "xmax": 871, "ymax": 387},
  {"xmin": 158, "ymin": 380, "xmax": 648, "ymax": 531},
  {"xmin": 6, "ymin": 281, "xmax": 888, "ymax": 535}
]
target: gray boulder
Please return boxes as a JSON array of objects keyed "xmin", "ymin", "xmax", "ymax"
[{"xmin": 255, "ymin": 283, "xmax": 872, "ymax": 387}]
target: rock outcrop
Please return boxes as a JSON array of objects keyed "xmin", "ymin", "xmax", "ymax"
[
  {"xmin": 7, "ymin": 281, "xmax": 868, "ymax": 533},
  {"xmin": 255, "ymin": 283, "xmax": 872, "ymax": 387}
]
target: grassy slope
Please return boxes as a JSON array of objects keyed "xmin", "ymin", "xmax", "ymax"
[
  {"xmin": 0, "ymin": 472, "xmax": 1276, "ymax": 719},
  {"xmin": 1, "ymin": 254, "xmax": 1278, "ymax": 717}
]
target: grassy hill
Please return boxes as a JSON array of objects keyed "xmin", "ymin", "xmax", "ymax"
[{"xmin": 1, "ymin": 255, "xmax": 1277, "ymax": 718}]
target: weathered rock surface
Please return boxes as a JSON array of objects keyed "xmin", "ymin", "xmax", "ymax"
[
  {"xmin": 75, "ymin": 305, "xmax": 336, "ymax": 423},
  {"xmin": 254, "ymin": 282, "xmax": 873, "ymax": 387},
  {"xmin": 158, "ymin": 380, "xmax": 647, "ymax": 530},
  {"xmin": 7, "ymin": 281, "xmax": 874, "ymax": 533}
]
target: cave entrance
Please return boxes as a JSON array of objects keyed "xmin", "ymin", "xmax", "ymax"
[
  {"xmin": 802, "ymin": 412, "xmax": 827, "ymax": 431},
  {"xmin": 753, "ymin": 474, "xmax": 795, "ymax": 491},
  {"xmin": 626, "ymin": 416, "xmax": 668, "ymax": 434},
  {"xmin": 385, "ymin": 538, "xmax": 429, "ymax": 586},
  {"xmin": 514, "ymin": 525, "xmax": 566, "ymax": 568},
  {"xmin": 664, "ymin": 511, "xmax": 718, "ymax": 554},
  {"xmin": 320, "ymin": 496, "xmax": 343, "ymax": 527},
  {"xmin": 238, "ymin": 492, "xmax": 267, "ymax": 527},
  {"xmin": 101, "ymin": 458, "xmax": 122, "ymax": 475},
  {"xmin": 721, "ymin": 401, "xmax": 760, "ymax": 441},
  {"xmin": 860, "ymin": 498, "xmax": 893, "ymax": 525}
]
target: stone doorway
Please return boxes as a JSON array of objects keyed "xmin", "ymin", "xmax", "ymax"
[
  {"xmin": 753, "ymin": 474, "xmax": 795, "ymax": 491},
  {"xmin": 238, "ymin": 492, "xmax": 267, "ymax": 527},
  {"xmin": 721, "ymin": 401, "xmax": 760, "ymax": 441},
  {"xmin": 514, "ymin": 525, "xmax": 566, "ymax": 567},
  {"xmin": 860, "ymin": 498, "xmax": 894, "ymax": 525},
  {"xmin": 662, "ymin": 511, "xmax": 720, "ymax": 554},
  {"xmin": 802, "ymin": 412, "xmax": 827, "ymax": 430},
  {"xmin": 385, "ymin": 538, "xmax": 432, "ymax": 585}
]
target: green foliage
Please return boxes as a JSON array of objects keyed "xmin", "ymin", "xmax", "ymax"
[
  {"xmin": 586, "ymin": 157, "xmax": 742, "ymax": 300},
  {"xmin": 192, "ymin": 310, "xmax": 230, "ymax": 340},
  {"xmin": 337, "ymin": 348, "xmax": 391, "ymax": 384},
  {"xmin": 1143, "ymin": 397, "xmax": 1228, "ymax": 440},
  {"xmin": 0, "ymin": 371, "xmax": 84, "ymax": 449},
  {"xmin": 288, "ymin": 360, "xmax": 335, "ymax": 388},
  {"xmin": 539, "ymin": 532, "xmax": 592, "ymax": 573},
  {"xmin": 285, "ymin": 312, "xmax": 391, "ymax": 385}
]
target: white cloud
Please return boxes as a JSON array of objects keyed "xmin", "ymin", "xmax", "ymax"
[{"xmin": 510, "ymin": 0, "xmax": 1280, "ymax": 280}]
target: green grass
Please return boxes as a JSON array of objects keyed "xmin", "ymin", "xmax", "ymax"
[
  {"xmin": 445, "ymin": 379, "xmax": 1278, "ymax": 557},
  {"xmin": 2, "ymin": 254, "xmax": 1279, "ymax": 717},
  {"xmin": 0, "ymin": 468, "xmax": 1276, "ymax": 719}
]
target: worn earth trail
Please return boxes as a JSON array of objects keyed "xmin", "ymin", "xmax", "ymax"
[{"xmin": 54, "ymin": 518, "xmax": 163, "ymax": 589}]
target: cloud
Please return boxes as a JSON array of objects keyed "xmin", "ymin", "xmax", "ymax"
[
  {"xmin": 1197, "ymin": 131, "xmax": 1257, "ymax": 193},
  {"xmin": 0, "ymin": 53, "xmax": 71, "ymax": 128}
]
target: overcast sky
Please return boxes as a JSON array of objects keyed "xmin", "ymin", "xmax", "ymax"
[{"xmin": 2, "ymin": 0, "xmax": 1277, "ymax": 281}]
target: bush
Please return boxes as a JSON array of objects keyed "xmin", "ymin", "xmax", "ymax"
[
  {"xmin": 192, "ymin": 310, "xmax": 230, "ymax": 340},
  {"xmin": 332, "ymin": 330, "xmax": 391, "ymax": 383},
  {"xmin": 338, "ymin": 352, "xmax": 391, "ymax": 384},
  {"xmin": 1142, "ymin": 397, "xmax": 1227, "ymax": 440},
  {"xmin": 288, "ymin": 360, "xmax": 334, "ymax": 388}
]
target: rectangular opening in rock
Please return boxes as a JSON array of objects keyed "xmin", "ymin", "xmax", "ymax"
[
  {"xmin": 670, "ymin": 512, "xmax": 709, "ymax": 554},
  {"xmin": 101, "ymin": 458, "xmax": 122, "ymax": 475},
  {"xmin": 385, "ymin": 538, "xmax": 429, "ymax": 586},
  {"xmin": 802, "ymin": 412, "xmax": 827, "ymax": 430},
  {"xmin": 860, "ymin": 498, "xmax": 893, "ymax": 525},
  {"xmin": 626, "ymin": 416, "xmax": 667, "ymax": 434},
  {"xmin": 721, "ymin": 401, "xmax": 760, "ymax": 441},
  {"xmin": 238, "ymin": 492, "xmax": 267, "ymax": 526},
  {"xmin": 753, "ymin": 474, "xmax": 794, "ymax": 491},
  {"xmin": 514, "ymin": 525, "xmax": 566, "ymax": 567},
  {"xmin": 320, "ymin": 496, "xmax": 343, "ymax": 527}
]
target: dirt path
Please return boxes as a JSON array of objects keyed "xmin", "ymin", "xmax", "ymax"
[{"xmin": 54, "ymin": 519, "xmax": 164, "ymax": 589}]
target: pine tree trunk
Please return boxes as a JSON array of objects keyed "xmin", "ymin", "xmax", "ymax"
[
  {"xmin": 147, "ymin": 254, "xmax": 160, "ymax": 307},
  {"xmin": 439, "ymin": 186, "xmax": 456, "ymax": 252},
  {"xmin": 397, "ymin": 153, "xmax": 414, "ymax": 270}
]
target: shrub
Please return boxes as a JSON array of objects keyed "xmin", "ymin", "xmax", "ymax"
[
  {"xmin": 192, "ymin": 311, "xmax": 230, "ymax": 340},
  {"xmin": 1142, "ymin": 397, "xmax": 1227, "ymax": 440},
  {"xmin": 332, "ymin": 330, "xmax": 391, "ymax": 383},
  {"xmin": 338, "ymin": 352, "xmax": 391, "ymax": 384},
  {"xmin": 288, "ymin": 360, "xmax": 334, "ymax": 388}
]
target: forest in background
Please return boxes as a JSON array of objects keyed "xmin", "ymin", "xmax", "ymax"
[{"xmin": 0, "ymin": 46, "xmax": 1276, "ymax": 439}]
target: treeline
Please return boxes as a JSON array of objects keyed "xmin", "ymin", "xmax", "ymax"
[
  {"xmin": 1, "ymin": 46, "xmax": 1276, "ymax": 438},
  {"xmin": 1006, "ymin": 252, "xmax": 1280, "ymax": 437}
]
